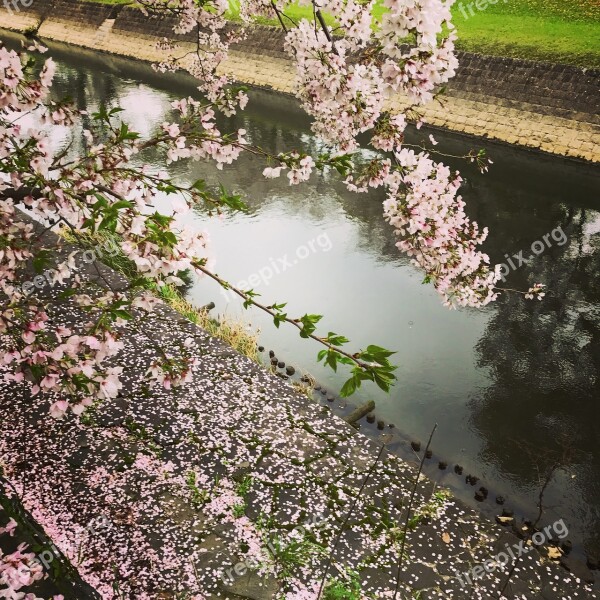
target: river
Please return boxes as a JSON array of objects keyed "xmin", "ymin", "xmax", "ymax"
[{"xmin": 5, "ymin": 31, "xmax": 600, "ymax": 570}]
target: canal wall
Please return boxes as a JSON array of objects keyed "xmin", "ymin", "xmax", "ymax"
[
  {"xmin": 0, "ymin": 0, "xmax": 598, "ymax": 162},
  {"xmin": 1, "ymin": 212, "xmax": 598, "ymax": 598}
]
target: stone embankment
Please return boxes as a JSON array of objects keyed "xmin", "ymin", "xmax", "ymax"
[
  {"xmin": 0, "ymin": 220, "xmax": 598, "ymax": 597},
  {"xmin": 0, "ymin": 0, "xmax": 599, "ymax": 161}
]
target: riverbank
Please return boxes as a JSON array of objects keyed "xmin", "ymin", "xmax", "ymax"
[
  {"xmin": 84, "ymin": 0, "xmax": 600, "ymax": 68},
  {"xmin": 1, "ymin": 213, "xmax": 598, "ymax": 598},
  {"xmin": 0, "ymin": 0, "xmax": 598, "ymax": 162}
]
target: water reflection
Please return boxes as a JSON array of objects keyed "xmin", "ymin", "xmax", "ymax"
[{"xmin": 472, "ymin": 205, "xmax": 600, "ymax": 555}]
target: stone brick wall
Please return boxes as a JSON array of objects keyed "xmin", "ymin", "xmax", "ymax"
[
  {"xmin": 450, "ymin": 53, "xmax": 599, "ymax": 122},
  {"xmin": 112, "ymin": 5, "xmax": 194, "ymax": 42},
  {"xmin": 0, "ymin": 1, "xmax": 598, "ymax": 161},
  {"xmin": 24, "ymin": 0, "xmax": 116, "ymax": 26},
  {"xmin": 7, "ymin": 1, "xmax": 599, "ymax": 121},
  {"xmin": 225, "ymin": 26, "xmax": 600, "ymax": 122}
]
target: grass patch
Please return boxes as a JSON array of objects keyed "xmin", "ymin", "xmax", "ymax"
[
  {"xmin": 246, "ymin": 0, "xmax": 600, "ymax": 67},
  {"xmin": 79, "ymin": 0, "xmax": 600, "ymax": 66},
  {"xmin": 452, "ymin": 1, "xmax": 600, "ymax": 67},
  {"xmin": 58, "ymin": 229, "xmax": 259, "ymax": 363}
]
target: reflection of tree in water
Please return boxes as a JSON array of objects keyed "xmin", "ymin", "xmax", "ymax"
[{"xmin": 470, "ymin": 206, "xmax": 600, "ymax": 553}]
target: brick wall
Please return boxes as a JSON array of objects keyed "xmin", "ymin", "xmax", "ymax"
[
  {"xmin": 18, "ymin": 0, "xmax": 116, "ymax": 26},
  {"xmin": 7, "ymin": 1, "xmax": 598, "ymax": 122},
  {"xmin": 113, "ymin": 13, "xmax": 600, "ymax": 121},
  {"xmin": 451, "ymin": 53, "xmax": 599, "ymax": 121},
  {"xmin": 112, "ymin": 6, "xmax": 194, "ymax": 42}
]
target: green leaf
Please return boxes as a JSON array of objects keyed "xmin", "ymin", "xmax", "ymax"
[
  {"xmin": 111, "ymin": 200, "xmax": 134, "ymax": 211},
  {"xmin": 299, "ymin": 313, "xmax": 322, "ymax": 338},
  {"xmin": 366, "ymin": 344, "xmax": 395, "ymax": 358},
  {"xmin": 340, "ymin": 376, "xmax": 358, "ymax": 397},
  {"xmin": 32, "ymin": 250, "xmax": 52, "ymax": 274},
  {"xmin": 325, "ymin": 332, "xmax": 349, "ymax": 346},
  {"xmin": 113, "ymin": 309, "xmax": 133, "ymax": 321},
  {"xmin": 325, "ymin": 350, "xmax": 339, "ymax": 372}
]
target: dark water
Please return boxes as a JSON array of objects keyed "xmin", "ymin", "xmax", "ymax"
[{"xmin": 4, "ymin": 31, "xmax": 600, "ymax": 568}]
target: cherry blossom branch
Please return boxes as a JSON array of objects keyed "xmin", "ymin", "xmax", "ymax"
[
  {"xmin": 193, "ymin": 261, "xmax": 369, "ymax": 368},
  {"xmin": 314, "ymin": 8, "xmax": 339, "ymax": 56},
  {"xmin": 192, "ymin": 261, "xmax": 397, "ymax": 394},
  {"xmin": 270, "ymin": 1, "xmax": 289, "ymax": 32}
]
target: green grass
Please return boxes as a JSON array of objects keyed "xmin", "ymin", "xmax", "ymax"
[
  {"xmin": 452, "ymin": 0, "xmax": 600, "ymax": 67},
  {"xmin": 82, "ymin": 0, "xmax": 600, "ymax": 67}
]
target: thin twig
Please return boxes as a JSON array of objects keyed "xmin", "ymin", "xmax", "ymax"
[
  {"xmin": 193, "ymin": 261, "xmax": 373, "ymax": 371},
  {"xmin": 317, "ymin": 443, "xmax": 386, "ymax": 598},
  {"xmin": 393, "ymin": 423, "xmax": 437, "ymax": 599},
  {"xmin": 496, "ymin": 460, "xmax": 561, "ymax": 598},
  {"xmin": 270, "ymin": 1, "xmax": 288, "ymax": 32},
  {"xmin": 315, "ymin": 8, "xmax": 339, "ymax": 55}
]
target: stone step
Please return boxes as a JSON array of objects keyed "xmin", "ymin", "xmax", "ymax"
[{"xmin": 93, "ymin": 18, "xmax": 115, "ymax": 43}]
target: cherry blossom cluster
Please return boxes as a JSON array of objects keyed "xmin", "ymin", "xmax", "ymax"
[
  {"xmin": 139, "ymin": 0, "xmax": 244, "ymax": 104},
  {"xmin": 284, "ymin": 20, "xmax": 385, "ymax": 151},
  {"xmin": 263, "ymin": 151, "xmax": 316, "ymax": 184},
  {"xmin": 261, "ymin": 0, "xmax": 503, "ymax": 306},
  {"xmin": 376, "ymin": 0, "xmax": 459, "ymax": 104},
  {"xmin": 382, "ymin": 148, "xmax": 499, "ymax": 307},
  {"xmin": 0, "ymin": 0, "xmax": 549, "ymax": 420},
  {"xmin": 525, "ymin": 283, "xmax": 546, "ymax": 300},
  {"xmin": 1, "ymin": 301, "xmax": 126, "ymax": 419},
  {"xmin": 0, "ymin": 511, "xmax": 64, "ymax": 600},
  {"xmin": 99, "ymin": 0, "xmax": 543, "ymax": 313},
  {"xmin": 162, "ymin": 98, "xmax": 248, "ymax": 168},
  {"xmin": 0, "ymin": 41, "xmax": 224, "ymax": 417}
]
